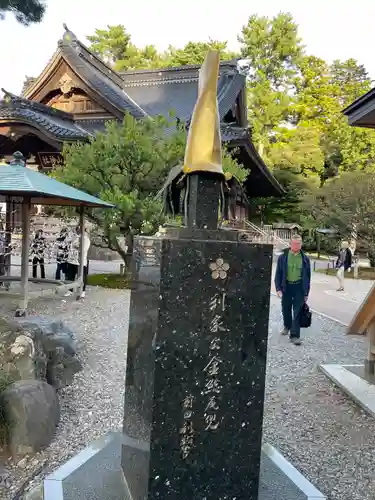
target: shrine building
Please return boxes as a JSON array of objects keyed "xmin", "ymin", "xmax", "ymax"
[{"xmin": 0, "ymin": 25, "xmax": 283, "ymax": 222}]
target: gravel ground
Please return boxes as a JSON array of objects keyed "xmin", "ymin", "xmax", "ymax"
[
  {"xmin": 265, "ymin": 296, "xmax": 375, "ymax": 500},
  {"xmin": 0, "ymin": 287, "xmax": 129, "ymax": 499},
  {"xmin": 0, "ymin": 290, "xmax": 374, "ymax": 500}
]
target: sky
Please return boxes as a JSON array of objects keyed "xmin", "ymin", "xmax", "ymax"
[{"xmin": 0, "ymin": 0, "xmax": 374, "ymax": 94}]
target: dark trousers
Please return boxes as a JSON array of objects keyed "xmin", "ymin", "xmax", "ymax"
[
  {"xmin": 281, "ymin": 282, "xmax": 305, "ymax": 339},
  {"xmin": 66, "ymin": 263, "xmax": 78, "ymax": 282},
  {"xmin": 82, "ymin": 264, "xmax": 88, "ymax": 291},
  {"xmin": 55, "ymin": 262, "xmax": 67, "ymax": 280},
  {"xmin": 66, "ymin": 263, "xmax": 88, "ymax": 292},
  {"xmin": 32, "ymin": 258, "xmax": 45, "ymax": 279}
]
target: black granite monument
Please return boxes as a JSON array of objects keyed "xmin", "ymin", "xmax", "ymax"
[{"xmin": 122, "ymin": 51, "xmax": 273, "ymax": 499}]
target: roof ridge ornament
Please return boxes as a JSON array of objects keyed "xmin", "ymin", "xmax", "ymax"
[
  {"xmin": 62, "ymin": 23, "xmax": 78, "ymax": 45},
  {"xmin": 10, "ymin": 151, "xmax": 26, "ymax": 167},
  {"xmin": 1, "ymin": 89, "xmax": 17, "ymax": 104}
]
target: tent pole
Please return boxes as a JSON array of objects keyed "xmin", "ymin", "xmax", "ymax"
[
  {"xmin": 77, "ymin": 206, "xmax": 85, "ymax": 299},
  {"xmin": 5, "ymin": 196, "xmax": 11, "ymax": 290},
  {"xmin": 16, "ymin": 198, "xmax": 31, "ymax": 317}
]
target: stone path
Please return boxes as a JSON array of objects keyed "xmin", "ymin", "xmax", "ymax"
[
  {"xmin": 0, "ymin": 288, "xmax": 374, "ymax": 500},
  {"xmin": 266, "ymin": 297, "xmax": 375, "ymax": 500},
  {"xmin": 272, "ymin": 265, "xmax": 374, "ymax": 326}
]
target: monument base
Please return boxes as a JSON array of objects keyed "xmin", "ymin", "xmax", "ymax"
[
  {"xmin": 320, "ymin": 363, "xmax": 375, "ymax": 419},
  {"xmin": 38, "ymin": 433, "xmax": 326, "ymax": 500},
  {"xmin": 124, "ymin": 235, "xmax": 273, "ymax": 499}
]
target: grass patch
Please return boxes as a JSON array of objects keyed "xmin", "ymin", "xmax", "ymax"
[
  {"xmin": 87, "ymin": 273, "xmax": 132, "ymax": 289},
  {"xmin": 315, "ymin": 267, "xmax": 375, "ymax": 280},
  {"xmin": 306, "ymin": 252, "xmax": 332, "ymax": 261}
]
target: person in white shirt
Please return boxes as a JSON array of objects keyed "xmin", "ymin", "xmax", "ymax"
[{"xmin": 65, "ymin": 226, "xmax": 91, "ymax": 298}]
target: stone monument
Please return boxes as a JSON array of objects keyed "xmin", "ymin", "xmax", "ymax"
[{"xmin": 122, "ymin": 51, "xmax": 273, "ymax": 499}]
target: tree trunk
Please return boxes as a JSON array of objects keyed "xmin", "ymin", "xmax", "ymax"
[
  {"xmin": 124, "ymin": 233, "xmax": 134, "ymax": 270},
  {"xmin": 369, "ymin": 253, "xmax": 375, "ymax": 268}
]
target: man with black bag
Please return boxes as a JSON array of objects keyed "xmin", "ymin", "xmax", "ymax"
[{"xmin": 275, "ymin": 235, "xmax": 311, "ymax": 346}]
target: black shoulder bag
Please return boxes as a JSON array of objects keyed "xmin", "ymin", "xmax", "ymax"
[{"xmin": 299, "ymin": 303, "xmax": 312, "ymax": 328}]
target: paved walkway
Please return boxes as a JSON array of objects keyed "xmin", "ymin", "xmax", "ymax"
[
  {"xmin": 10, "ymin": 256, "xmax": 374, "ymax": 327},
  {"xmin": 271, "ymin": 266, "xmax": 374, "ymax": 327}
]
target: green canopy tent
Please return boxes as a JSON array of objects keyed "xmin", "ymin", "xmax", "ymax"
[{"xmin": 0, "ymin": 152, "xmax": 113, "ymax": 316}]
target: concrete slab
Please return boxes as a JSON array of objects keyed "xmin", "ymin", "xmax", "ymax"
[
  {"xmin": 43, "ymin": 431, "xmax": 125, "ymax": 500},
  {"xmin": 259, "ymin": 443, "xmax": 326, "ymax": 500},
  {"xmin": 346, "ymin": 364, "xmax": 375, "ymax": 385},
  {"xmin": 41, "ymin": 432, "xmax": 326, "ymax": 500},
  {"xmin": 320, "ymin": 364, "xmax": 375, "ymax": 419}
]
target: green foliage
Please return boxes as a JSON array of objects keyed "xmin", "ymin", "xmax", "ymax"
[
  {"xmin": 222, "ymin": 148, "xmax": 248, "ymax": 183},
  {"xmin": 304, "ymin": 171, "xmax": 375, "ymax": 259},
  {"xmin": 0, "ymin": 0, "xmax": 45, "ymax": 25},
  {"xmin": 87, "ymin": 273, "xmax": 131, "ymax": 289},
  {"xmin": 268, "ymin": 124, "xmax": 325, "ymax": 181},
  {"xmin": 239, "ymin": 12, "xmax": 303, "ymax": 87},
  {"xmin": 238, "ymin": 12, "xmax": 304, "ymax": 148},
  {"xmin": 54, "ymin": 114, "xmax": 246, "ymax": 264},
  {"xmin": 81, "ymin": 14, "xmax": 375, "ymax": 240},
  {"xmin": 316, "ymin": 267, "xmax": 375, "ymax": 280},
  {"xmin": 87, "ymin": 25, "xmax": 166, "ymax": 71},
  {"xmin": 87, "ymin": 25, "xmax": 237, "ymax": 71},
  {"xmin": 55, "ymin": 114, "xmax": 184, "ymax": 263},
  {"xmin": 165, "ymin": 40, "xmax": 238, "ymax": 67},
  {"xmin": 236, "ymin": 11, "xmax": 375, "ymax": 233}
]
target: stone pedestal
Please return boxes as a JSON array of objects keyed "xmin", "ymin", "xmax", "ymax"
[{"xmin": 122, "ymin": 232, "xmax": 273, "ymax": 499}]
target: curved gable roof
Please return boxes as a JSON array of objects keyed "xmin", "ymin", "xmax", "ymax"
[
  {"xmin": 0, "ymin": 90, "xmax": 90, "ymax": 142},
  {"xmin": 23, "ymin": 26, "xmax": 148, "ymax": 119}
]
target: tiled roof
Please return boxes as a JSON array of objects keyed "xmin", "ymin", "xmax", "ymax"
[
  {"xmin": 76, "ymin": 119, "xmax": 110, "ymax": 134},
  {"xmin": 0, "ymin": 91, "xmax": 90, "ymax": 141},
  {"xmin": 120, "ymin": 61, "xmax": 244, "ymax": 122},
  {"xmin": 121, "ymin": 80, "xmax": 198, "ymax": 121},
  {"xmin": 0, "ymin": 160, "xmax": 113, "ymax": 207},
  {"xmin": 57, "ymin": 28, "xmax": 147, "ymax": 119}
]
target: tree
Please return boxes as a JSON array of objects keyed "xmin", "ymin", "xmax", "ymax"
[
  {"xmin": 0, "ymin": 0, "xmax": 45, "ymax": 25},
  {"xmin": 165, "ymin": 40, "xmax": 238, "ymax": 67},
  {"xmin": 87, "ymin": 25, "xmax": 237, "ymax": 70},
  {"xmin": 238, "ymin": 12, "xmax": 304, "ymax": 151},
  {"xmin": 304, "ymin": 171, "xmax": 375, "ymax": 265},
  {"xmin": 330, "ymin": 58, "xmax": 370, "ymax": 107},
  {"xmin": 87, "ymin": 25, "xmax": 166, "ymax": 71},
  {"xmin": 53, "ymin": 115, "xmax": 246, "ymax": 266},
  {"xmin": 21, "ymin": 76, "xmax": 36, "ymax": 94},
  {"xmin": 268, "ymin": 124, "xmax": 325, "ymax": 182},
  {"xmin": 255, "ymin": 125, "xmax": 321, "ymax": 223},
  {"xmin": 294, "ymin": 55, "xmax": 375, "ymax": 177}
]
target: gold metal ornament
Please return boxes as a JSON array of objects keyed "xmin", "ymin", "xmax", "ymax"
[
  {"xmin": 183, "ymin": 50, "xmax": 224, "ymax": 177},
  {"xmin": 209, "ymin": 258, "xmax": 230, "ymax": 280}
]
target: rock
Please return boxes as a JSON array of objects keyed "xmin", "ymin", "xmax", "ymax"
[
  {"xmin": 0, "ymin": 465, "xmax": 11, "ymax": 489},
  {"xmin": 0, "ymin": 317, "xmax": 43, "ymax": 383},
  {"xmin": 15, "ymin": 316, "xmax": 82, "ymax": 388},
  {"xmin": 10, "ymin": 335, "xmax": 36, "ymax": 380},
  {"xmin": 16, "ymin": 316, "xmax": 77, "ymax": 356},
  {"xmin": 2, "ymin": 380, "xmax": 60, "ymax": 458},
  {"xmin": 17, "ymin": 457, "xmax": 28, "ymax": 469}
]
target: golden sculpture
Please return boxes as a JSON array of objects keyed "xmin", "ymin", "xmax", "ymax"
[{"xmin": 183, "ymin": 50, "xmax": 224, "ymax": 176}]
